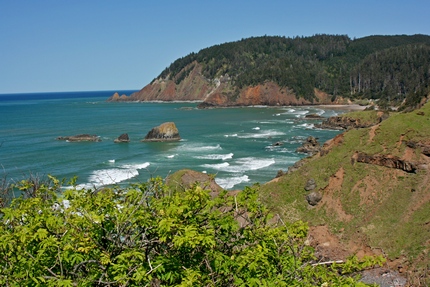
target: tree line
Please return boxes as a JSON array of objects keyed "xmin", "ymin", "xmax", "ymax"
[{"xmin": 158, "ymin": 34, "xmax": 430, "ymax": 107}]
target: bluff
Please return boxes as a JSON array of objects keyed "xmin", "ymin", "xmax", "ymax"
[
  {"xmin": 260, "ymin": 100, "xmax": 430, "ymax": 285},
  {"xmin": 108, "ymin": 34, "xmax": 430, "ymax": 109}
]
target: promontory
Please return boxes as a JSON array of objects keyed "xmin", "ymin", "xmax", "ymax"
[{"xmin": 108, "ymin": 34, "xmax": 430, "ymax": 111}]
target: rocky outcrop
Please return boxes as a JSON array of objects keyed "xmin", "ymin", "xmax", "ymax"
[
  {"xmin": 406, "ymin": 141, "xmax": 430, "ymax": 156},
  {"xmin": 305, "ymin": 114, "xmax": 325, "ymax": 119},
  {"xmin": 316, "ymin": 112, "xmax": 389, "ymax": 130},
  {"xmin": 306, "ymin": 191, "xmax": 323, "ymax": 206},
  {"xmin": 109, "ymin": 92, "xmax": 129, "ymax": 101},
  {"xmin": 56, "ymin": 134, "xmax": 101, "ymax": 142},
  {"xmin": 351, "ymin": 152, "xmax": 417, "ymax": 173},
  {"xmin": 142, "ymin": 122, "xmax": 181, "ymax": 142},
  {"xmin": 320, "ymin": 133, "xmax": 344, "ymax": 156},
  {"xmin": 108, "ymin": 62, "xmax": 212, "ymax": 102},
  {"xmin": 107, "ymin": 62, "xmax": 341, "ymax": 107},
  {"xmin": 296, "ymin": 136, "xmax": 321, "ymax": 155},
  {"xmin": 165, "ymin": 169, "xmax": 222, "ymax": 195},
  {"xmin": 114, "ymin": 133, "xmax": 130, "ymax": 143},
  {"xmin": 304, "ymin": 178, "xmax": 317, "ymax": 191}
]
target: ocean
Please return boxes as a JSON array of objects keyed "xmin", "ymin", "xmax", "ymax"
[{"xmin": 0, "ymin": 90, "xmax": 344, "ymax": 190}]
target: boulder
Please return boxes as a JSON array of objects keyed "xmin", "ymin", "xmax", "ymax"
[
  {"xmin": 306, "ymin": 191, "xmax": 322, "ymax": 206},
  {"xmin": 114, "ymin": 133, "xmax": 130, "ymax": 143},
  {"xmin": 304, "ymin": 178, "xmax": 317, "ymax": 191},
  {"xmin": 56, "ymin": 134, "xmax": 101, "ymax": 142},
  {"xmin": 142, "ymin": 122, "xmax": 181, "ymax": 142}
]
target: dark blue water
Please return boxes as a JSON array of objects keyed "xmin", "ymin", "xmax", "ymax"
[{"xmin": 0, "ymin": 91, "xmax": 343, "ymax": 190}]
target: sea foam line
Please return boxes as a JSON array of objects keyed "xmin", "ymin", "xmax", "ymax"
[
  {"xmin": 78, "ymin": 162, "xmax": 150, "ymax": 189},
  {"xmin": 201, "ymin": 157, "xmax": 275, "ymax": 173},
  {"xmin": 215, "ymin": 175, "xmax": 250, "ymax": 189},
  {"xmin": 194, "ymin": 153, "xmax": 234, "ymax": 161}
]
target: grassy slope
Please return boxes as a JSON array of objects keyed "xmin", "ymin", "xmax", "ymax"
[{"xmin": 260, "ymin": 102, "xmax": 430, "ymax": 272}]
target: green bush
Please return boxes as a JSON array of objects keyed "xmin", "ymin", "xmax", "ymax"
[{"xmin": 0, "ymin": 176, "xmax": 383, "ymax": 286}]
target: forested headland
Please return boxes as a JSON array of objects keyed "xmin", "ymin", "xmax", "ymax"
[{"xmin": 139, "ymin": 34, "xmax": 430, "ymax": 109}]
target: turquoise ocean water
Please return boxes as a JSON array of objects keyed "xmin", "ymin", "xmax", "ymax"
[{"xmin": 0, "ymin": 91, "xmax": 344, "ymax": 190}]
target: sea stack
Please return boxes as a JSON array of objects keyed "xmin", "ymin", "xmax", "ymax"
[
  {"xmin": 114, "ymin": 133, "xmax": 130, "ymax": 143},
  {"xmin": 56, "ymin": 134, "xmax": 101, "ymax": 142},
  {"xmin": 142, "ymin": 122, "xmax": 181, "ymax": 142}
]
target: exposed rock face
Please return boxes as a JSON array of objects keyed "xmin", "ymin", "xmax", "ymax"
[
  {"xmin": 165, "ymin": 169, "xmax": 222, "ymax": 195},
  {"xmin": 142, "ymin": 122, "xmax": 180, "ymax": 142},
  {"xmin": 296, "ymin": 136, "xmax": 321, "ymax": 154},
  {"xmin": 109, "ymin": 92, "xmax": 129, "ymax": 101},
  {"xmin": 56, "ymin": 134, "xmax": 101, "ymax": 142},
  {"xmin": 320, "ymin": 133, "xmax": 344, "ymax": 156},
  {"xmin": 107, "ymin": 62, "xmax": 341, "ymax": 107},
  {"xmin": 351, "ymin": 152, "xmax": 417, "ymax": 173},
  {"xmin": 316, "ymin": 112, "xmax": 389, "ymax": 130},
  {"xmin": 406, "ymin": 141, "xmax": 430, "ymax": 156},
  {"xmin": 305, "ymin": 114, "xmax": 325, "ymax": 119},
  {"xmin": 114, "ymin": 133, "xmax": 130, "ymax": 143}
]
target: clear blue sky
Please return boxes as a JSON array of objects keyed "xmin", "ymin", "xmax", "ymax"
[{"xmin": 1, "ymin": 0, "xmax": 429, "ymax": 94}]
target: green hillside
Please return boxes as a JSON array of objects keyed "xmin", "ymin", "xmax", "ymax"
[
  {"xmin": 158, "ymin": 34, "xmax": 430, "ymax": 108},
  {"xmin": 259, "ymin": 101, "xmax": 430, "ymax": 285}
]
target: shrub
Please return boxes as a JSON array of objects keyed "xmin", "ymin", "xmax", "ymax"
[{"xmin": 0, "ymin": 176, "xmax": 383, "ymax": 286}]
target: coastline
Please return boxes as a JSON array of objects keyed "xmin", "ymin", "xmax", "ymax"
[{"xmin": 314, "ymin": 104, "xmax": 368, "ymax": 111}]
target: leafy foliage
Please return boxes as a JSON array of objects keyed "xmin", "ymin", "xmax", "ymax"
[
  {"xmin": 158, "ymin": 34, "xmax": 430, "ymax": 106},
  {"xmin": 0, "ymin": 177, "xmax": 383, "ymax": 286}
]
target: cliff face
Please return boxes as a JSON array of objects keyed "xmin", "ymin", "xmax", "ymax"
[
  {"xmin": 123, "ymin": 62, "xmax": 212, "ymax": 102},
  {"xmin": 108, "ymin": 63, "xmax": 340, "ymax": 106}
]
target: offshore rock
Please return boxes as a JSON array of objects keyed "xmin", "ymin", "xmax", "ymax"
[
  {"xmin": 142, "ymin": 122, "xmax": 181, "ymax": 142},
  {"xmin": 108, "ymin": 92, "xmax": 129, "ymax": 102},
  {"xmin": 56, "ymin": 134, "xmax": 101, "ymax": 142},
  {"xmin": 114, "ymin": 133, "xmax": 130, "ymax": 143}
]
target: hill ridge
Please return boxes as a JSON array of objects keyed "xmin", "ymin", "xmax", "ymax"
[{"xmin": 109, "ymin": 34, "xmax": 430, "ymax": 110}]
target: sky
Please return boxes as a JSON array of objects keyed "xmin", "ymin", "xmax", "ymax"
[{"xmin": 1, "ymin": 0, "xmax": 429, "ymax": 94}]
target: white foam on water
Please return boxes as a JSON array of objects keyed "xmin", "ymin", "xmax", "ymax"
[
  {"xmin": 167, "ymin": 154, "xmax": 175, "ymax": 158},
  {"xmin": 201, "ymin": 162, "xmax": 230, "ymax": 170},
  {"xmin": 235, "ymin": 157, "xmax": 276, "ymax": 171},
  {"xmin": 177, "ymin": 143, "xmax": 222, "ymax": 152},
  {"xmin": 315, "ymin": 108, "xmax": 325, "ymax": 116},
  {"xmin": 224, "ymin": 133, "xmax": 238, "ymax": 137},
  {"xmin": 216, "ymin": 175, "xmax": 250, "ymax": 189},
  {"xmin": 238, "ymin": 130, "xmax": 286, "ymax": 139},
  {"xmin": 202, "ymin": 157, "xmax": 275, "ymax": 173},
  {"xmin": 296, "ymin": 123, "xmax": 315, "ymax": 129},
  {"xmin": 294, "ymin": 110, "xmax": 310, "ymax": 118},
  {"xmin": 88, "ymin": 168, "xmax": 139, "ymax": 187},
  {"xmin": 194, "ymin": 153, "xmax": 234, "ymax": 161},
  {"xmin": 79, "ymin": 162, "xmax": 151, "ymax": 189},
  {"xmin": 252, "ymin": 127, "xmax": 260, "ymax": 130},
  {"xmin": 121, "ymin": 162, "xmax": 150, "ymax": 170}
]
